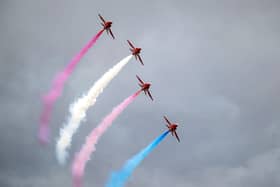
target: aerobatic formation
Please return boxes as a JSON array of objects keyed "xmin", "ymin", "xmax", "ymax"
[{"xmin": 39, "ymin": 14, "xmax": 181, "ymax": 187}]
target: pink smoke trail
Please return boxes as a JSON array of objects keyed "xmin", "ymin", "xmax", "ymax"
[
  {"xmin": 38, "ymin": 29, "xmax": 104, "ymax": 145},
  {"xmin": 72, "ymin": 90, "xmax": 142, "ymax": 187}
]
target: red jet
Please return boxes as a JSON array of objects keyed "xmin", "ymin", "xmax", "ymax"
[
  {"xmin": 164, "ymin": 116, "xmax": 180, "ymax": 142},
  {"xmin": 99, "ymin": 14, "xmax": 115, "ymax": 39},
  {"xmin": 136, "ymin": 75, "xmax": 153, "ymax": 101},
  {"xmin": 127, "ymin": 40, "xmax": 143, "ymax": 65}
]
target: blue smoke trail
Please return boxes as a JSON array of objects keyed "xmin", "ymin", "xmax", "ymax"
[{"xmin": 106, "ymin": 131, "xmax": 169, "ymax": 187}]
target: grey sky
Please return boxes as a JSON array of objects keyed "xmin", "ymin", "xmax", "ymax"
[{"xmin": 0, "ymin": 0, "xmax": 280, "ymax": 186}]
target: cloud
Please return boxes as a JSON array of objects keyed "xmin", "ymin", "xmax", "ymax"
[{"xmin": 0, "ymin": 0, "xmax": 279, "ymax": 186}]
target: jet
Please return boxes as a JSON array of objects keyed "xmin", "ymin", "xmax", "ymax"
[
  {"xmin": 136, "ymin": 75, "xmax": 153, "ymax": 101},
  {"xmin": 164, "ymin": 116, "xmax": 180, "ymax": 142},
  {"xmin": 127, "ymin": 40, "xmax": 143, "ymax": 65},
  {"xmin": 99, "ymin": 14, "xmax": 115, "ymax": 39}
]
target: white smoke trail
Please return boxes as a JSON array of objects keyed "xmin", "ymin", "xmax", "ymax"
[{"xmin": 56, "ymin": 55, "xmax": 133, "ymax": 164}]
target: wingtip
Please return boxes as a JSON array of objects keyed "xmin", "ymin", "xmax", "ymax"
[
  {"xmin": 136, "ymin": 74, "xmax": 142, "ymax": 81},
  {"xmin": 137, "ymin": 54, "xmax": 144, "ymax": 65},
  {"xmin": 138, "ymin": 58, "xmax": 144, "ymax": 66}
]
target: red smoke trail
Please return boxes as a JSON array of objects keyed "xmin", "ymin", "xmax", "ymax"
[
  {"xmin": 38, "ymin": 29, "xmax": 104, "ymax": 144},
  {"xmin": 72, "ymin": 90, "xmax": 141, "ymax": 187}
]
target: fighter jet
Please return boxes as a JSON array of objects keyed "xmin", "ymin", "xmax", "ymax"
[
  {"xmin": 127, "ymin": 40, "xmax": 143, "ymax": 65},
  {"xmin": 136, "ymin": 75, "xmax": 153, "ymax": 101},
  {"xmin": 99, "ymin": 14, "xmax": 115, "ymax": 39},
  {"xmin": 164, "ymin": 116, "xmax": 180, "ymax": 142}
]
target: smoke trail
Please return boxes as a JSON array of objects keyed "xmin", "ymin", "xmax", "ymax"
[
  {"xmin": 56, "ymin": 55, "xmax": 133, "ymax": 164},
  {"xmin": 72, "ymin": 90, "xmax": 141, "ymax": 187},
  {"xmin": 38, "ymin": 29, "xmax": 104, "ymax": 144},
  {"xmin": 106, "ymin": 131, "xmax": 169, "ymax": 187}
]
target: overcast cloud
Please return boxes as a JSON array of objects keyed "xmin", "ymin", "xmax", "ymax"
[{"xmin": 0, "ymin": 0, "xmax": 280, "ymax": 186}]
